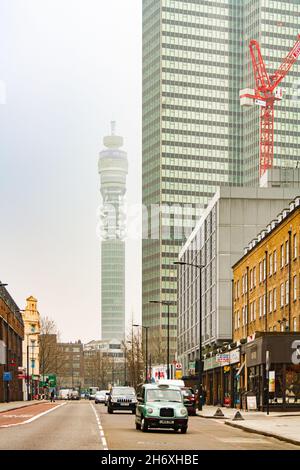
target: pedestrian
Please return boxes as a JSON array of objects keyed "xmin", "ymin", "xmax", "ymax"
[{"xmin": 50, "ymin": 390, "xmax": 55, "ymax": 403}]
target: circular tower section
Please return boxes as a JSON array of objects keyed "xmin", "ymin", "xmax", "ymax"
[{"xmin": 98, "ymin": 122, "xmax": 128, "ymax": 341}]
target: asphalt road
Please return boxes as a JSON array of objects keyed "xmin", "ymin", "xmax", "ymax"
[
  {"xmin": 0, "ymin": 401, "xmax": 298, "ymax": 450},
  {"xmin": 96, "ymin": 403, "xmax": 299, "ymax": 451},
  {"xmin": 0, "ymin": 401, "xmax": 106, "ymax": 450}
]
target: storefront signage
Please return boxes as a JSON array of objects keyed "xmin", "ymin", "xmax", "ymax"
[
  {"xmin": 269, "ymin": 370, "xmax": 275, "ymax": 393},
  {"xmin": 188, "ymin": 361, "xmax": 195, "ymax": 375},
  {"xmin": 216, "ymin": 353, "xmax": 230, "ymax": 364},
  {"xmin": 3, "ymin": 372, "xmax": 12, "ymax": 381},
  {"xmin": 230, "ymin": 349, "xmax": 240, "ymax": 364},
  {"xmin": 0, "ymin": 340, "xmax": 6, "ymax": 365},
  {"xmin": 247, "ymin": 395, "xmax": 257, "ymax": 410}
]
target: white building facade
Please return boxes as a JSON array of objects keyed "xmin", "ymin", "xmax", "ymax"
[{"xmin": 177, "ymin": 186, "xmax": 300, "ymax": 376}]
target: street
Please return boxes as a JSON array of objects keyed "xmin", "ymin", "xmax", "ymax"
[{"xmin": 0, "ymin": 401, "xmax": 298, "ymax": 450}]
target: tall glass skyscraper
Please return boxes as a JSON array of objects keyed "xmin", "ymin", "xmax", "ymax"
[
  {"xmin": 142, "ymin": 0, "xmax": 300, "ymax": 363},
  {"xmin": 242, "ymin": 0, "xmax": 300, "ymax": 185},
  {"xmin": 98, "ymin": 123, "xmax": 128, "ymax": 341}
]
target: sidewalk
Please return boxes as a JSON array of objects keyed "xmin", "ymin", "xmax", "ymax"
[
  {"xmin": 197, "ymin": 405, "xmax": 300, "ymax": 446},
  {"xmin": 0, "ymin": 400, "xmax": 49, "ymax": 414}
]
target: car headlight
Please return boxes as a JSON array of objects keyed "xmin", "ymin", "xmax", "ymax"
[
  {"xmin": 147, "ymin": 407, "xmax": 154, "ymax": 414},
  {"xmin": 180, "ymin": 408, "xmax": 187, "ymax": 416}
]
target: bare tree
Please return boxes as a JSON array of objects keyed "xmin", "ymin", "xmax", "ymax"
[
  {"xmin": 123, "ymin": 330, "xmax": 144, "ymax": 389},
  {"xmin": 39, "ymin": 316, "xmax": 64, "ymax": 382}
]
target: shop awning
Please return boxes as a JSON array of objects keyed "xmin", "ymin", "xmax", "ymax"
[{"xmin": 236, "ymin": 361, "xmax": 245, "ymax": 377}]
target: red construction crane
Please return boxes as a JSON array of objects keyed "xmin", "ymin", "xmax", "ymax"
[{"xmin": 240, "ymin": 34, "xmax": 300, "ymax": 177}]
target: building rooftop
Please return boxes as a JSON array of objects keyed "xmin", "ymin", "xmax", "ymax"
[{"xmin": 233, "ymin": 195, "xmax": 300, "ymax": 268}]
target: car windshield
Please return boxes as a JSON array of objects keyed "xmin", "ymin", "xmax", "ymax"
[
  {"xmin": 112, "ymin": 387, "xmax": 135, "ymax": 396},
  {"xmin": 182, "ymin": 389, "xmax": 193, "ymax": 397},
  {"xmin": 146, "ymin": 388, "xmax": 182, "ymax": 403}
]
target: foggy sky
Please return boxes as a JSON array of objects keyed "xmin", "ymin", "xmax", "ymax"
[{"xmin": 0, "ymin": 0, "xmax": 142, "ymax": 342}]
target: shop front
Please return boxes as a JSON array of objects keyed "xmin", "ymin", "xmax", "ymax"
[
  {"xmin": 244, "ymin": 333, "xmax": 300, "ymax": 411},
  {"xmin": 203, "ymin": 348, "xmax": 242, "ymax": 407}
]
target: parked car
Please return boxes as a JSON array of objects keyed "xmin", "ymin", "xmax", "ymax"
[
  {"xmin": 69, "ymin": 390, "xmax": 80, "ymax": 400},
  {"xmin": 58, "ymin": 389, "xmax": 71, "ymax": 400},
  {"xmin": 95, "ymin": 390, "xmax": 109, "ymax": 404},
  {"xmin": 107, "ymin": 386, "xmax": 137, "ymax": 414},
  {"xmin": 135, "ymin": 383, "xmax": 188, "ymax": 433},
  {"xmin": 181, "ymin": 387, "xmax": 196, "ymax": 415}
]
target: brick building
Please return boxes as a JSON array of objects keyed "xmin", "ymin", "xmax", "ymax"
[
  {"xmin": 0, "ymin": 284, "xmax": 24, "ymax": 402},
  {"xmin": 232, "ymin": 196, "xmax": 300, "ymax": 410}
]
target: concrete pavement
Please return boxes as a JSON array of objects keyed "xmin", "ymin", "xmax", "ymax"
[
  {"xmin": 96, "ymin": 402, "xmax": 298, "ymax": 450},
  {"xmin": 197, "ymin": 406, "xmax": 300, "ymax": 446}
]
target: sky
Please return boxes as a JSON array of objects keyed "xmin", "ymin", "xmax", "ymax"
[{"xmin": 0, "ymin": 0, "xmax": 142, "ymax": 342}]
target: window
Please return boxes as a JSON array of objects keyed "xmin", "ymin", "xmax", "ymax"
[
  {"xmin": 285, "ymin": 280, "xmax": 289, "ymax": 305},
  {"xmin": 263, "ymin": 258, "xmax": 266, "ymax": 280},
  {"xmin": 269, "ymin": 254, "xmax": 273, "ymax": 276},
  {"xmin": 31, "ymin": 324, "xmax": 35, "ymax": 333},
  {"xmin": 293, "ymin": 234, "xmax": 297, "ymax": 259},
  {"xmin": 280, "ymin": 283, "xmax": 284, "ymax": 307},
  {"xmin": 250, "ymin": 302, "xmax": 253, "ymax": 322},
  {"xmin": 259, "ymin": 262, "xmax": 263, "ymax": 283},
  {"xmin": 280, "ymin": 245, "xmax": 284, "ymax": 268},
  {"xmin": 269, "ymin": 290, "xmax": 273, "ymax": 313},
  {"xmin": 242, "ymin": 306, "xmax": 245, "ymax": 326},
  {"xmin": 294, "ymin": 275, "xmax": 297, "ymax": 301},
  {"xmin": 253, "ymin": 266, "xmax": 256, "ymax": 287},
  {"xmin": 237, "ymin": 280, "xmax": 239, "ymax": 298},
  {"xmin": 263, "ymin": 294, "xmax": 266, "ymax": 316},
  {"xmin": 293, "ymin": 317, "xmax": 297, "ymax": 332},
  {"xmin": 259, "ymin": 296, "xmax": 263, "ymax": 318},
  {"xmin": 285, "ymin": 240, "xmax": 289, "ymax": 265},
  {"xmin": 253, "ymin": 300, "xmax": 256, "ymax": 321},
  {"xmin": 273, "ymin": 288, "xmax": 277, "ymax": 311},
  {"xmin": 273, "ymin": 250, "xmax": 277, "ymax": 273},
  {"xmin": 237, "ymin": 311, "xmax": 240, "ymax": 328}
]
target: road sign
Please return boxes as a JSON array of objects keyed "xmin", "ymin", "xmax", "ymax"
[{"xmin": 3, "ymin": 372, "xmax": 12, "ymax": 381}]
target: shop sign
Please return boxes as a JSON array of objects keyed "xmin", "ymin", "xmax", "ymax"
[
  {"xmin": 3, "ymin": 372, "xmax": 12, "ymax": 381},
  {"xmin": 269, "ymin": 370, "xmax": 275, "ymax": 393},
  {"xmin": 247, "ymin": 395, "xmax": 257, "ymax": 410},
  {"xmin": 0, "ymin": 340, "xmax": 6, "ymax": 365},
  {"xmin": 188, "ymin": 361, "xmax": 195, "ymax": 375},
  {"xmin": 230, "ymin": 349, "xmax": 240, "ymax": 364},
  {"xmin": 216, "ymin": 353, "xmax": 230, "ymax": 364},
  {"xmin": 175, "ymin": 370, "xmax": 183, "ymax": 379}
]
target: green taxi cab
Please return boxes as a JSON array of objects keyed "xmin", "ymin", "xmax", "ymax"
[{"xmin": 135, "ymin": 383, "xmax": 188, "ymax": 433}]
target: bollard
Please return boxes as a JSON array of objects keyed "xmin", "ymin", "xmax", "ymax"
[
  {"xmin": 232, "ymin": 411, "xmax": 244, "ymax": 421},
  {"xmin": 213, "ymin": 407, "xmax": 225, "ymax": 418}
]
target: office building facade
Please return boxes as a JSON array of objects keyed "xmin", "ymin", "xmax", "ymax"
[
  {"xmin": 177, "ymin": 185, "xmax": 300, "ymax": 377},
  {"xmin": 142, "ymin": 0, "xmax": 300, "ymax": 363}
]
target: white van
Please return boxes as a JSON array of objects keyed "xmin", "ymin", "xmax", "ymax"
[
  {"xmin": 158, "ymin": 379, "xmax": 185, "ymax": 388},
  {"xmin": 58, "ymin": 389, "xmax": 71, "ymax": 400}
]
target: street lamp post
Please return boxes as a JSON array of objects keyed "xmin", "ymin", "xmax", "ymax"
[
  {"xmin": 149, "ymin": 300, "xmax": 172, "ymax": 379},
  {"xmin": 26, "ymin": 333, "xmax": 38, "ymax": 401},
  {"xmin": 133, "ymin": 324, "xmax": 149, "ymax": 383},
  {"xmin": 174, "ymin": 261, "xmax": 205, "ymax": 411}
]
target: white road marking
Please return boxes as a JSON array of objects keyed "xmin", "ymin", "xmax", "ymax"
[
  {"xmin": 0, "ymin": 402, "xmax": 67, "ymax": 428},
  {"xmin": 90, "ymin": 403, "xmax": 108, "ymax": 451}
]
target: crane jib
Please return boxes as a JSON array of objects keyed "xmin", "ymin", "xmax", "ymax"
[{"xmin": 293, "ymin": 43, "xmax": 300, "ymax": 59}]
